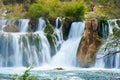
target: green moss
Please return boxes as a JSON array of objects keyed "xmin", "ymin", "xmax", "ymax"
[
  {"xmin": 46, "ymin": 34, "xmax": 56, "ymax": 56},
  {"xmin": 44, "ymin": 24, "xmax": 54, "ymax": 34},
  {"xmin": 113, "ymin": 27, "xmax": 120, "ymax": 38}
]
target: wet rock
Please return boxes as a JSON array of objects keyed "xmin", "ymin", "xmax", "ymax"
[
  {"xmin": 77, "ymin": 18, "xmax": 102, "ymax": 67},
  {"xmin": 54, "ymin": 67, "xmax": 64, "ymax": 70},
  {"xmin": 3, "ymin": 25, "xmax": 19, "ymax": 32},
  {"xmin": 29, "ymin": 18, "xmax": 37, "ymax": 31}
]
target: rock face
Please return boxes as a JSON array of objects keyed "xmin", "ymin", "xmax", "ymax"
[
  {"xmin": 3, "ymin": 25, "xmax": 19, "ymax": 32},
  {"xmin": 77, "ymin": 18, "xmax": 102, "ymax": 67}
]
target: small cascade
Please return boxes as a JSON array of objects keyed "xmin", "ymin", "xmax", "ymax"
[
  {"xmin": 95, "ymin": 19, "xmax": 120, "ymax": 68},
  {"xmin": 36, "ymin": 17, "xmax": 46, "ymax": 31},
  {"xmin": 54, "ymin": 17, "xmax": 64, "ymax": 51},
  {"xmin": 108, "ymin": 19, "xmax": 120, "ymax": 35},
  {"xmin": 51, "ymin": 22, "xmax": 85, "ymax": 67},
  {"xmin": 18, "ymin": 19, "xmax": 30, "ymax": 32},
  {"xmin": 102, "ymin": 23, "xmax": 109, "ymax": 39},
  {"xmin": 0, "ymin": 32, "xmax": 51, "ymax": 67},
  {"xmin": 0, "ymin": 19, "xmax": 7, "ymax": 31}
]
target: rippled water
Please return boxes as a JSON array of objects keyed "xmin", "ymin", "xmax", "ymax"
[{"xmin": 0, "ymin": 68, "xmax": 120, "ymax": 80}]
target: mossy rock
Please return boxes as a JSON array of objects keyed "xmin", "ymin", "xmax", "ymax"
[
  {"xmin": 44, "ymin": 24, "xmax": 54, "ymax": 34},
  {"xmin": 3, "ymin": 25, "xmax": 19, "ymax": 32},
  {"xmin": 116, "ymin": 20, "xmax": 120, "ymax": 28},
  {"xmin": 62, "ymin": 19, "xmax": 72, "ymax": 40},
  {"xmin": 113, "ymin": 27, "xmax": 120, "ymax": 38},
  {"xmin": 100, "ymin": 19, "xmax": 108, "ymax": 26},
  {"xmin": 46, "ymin": 34, "xmax": 56, "ymax": 56}
]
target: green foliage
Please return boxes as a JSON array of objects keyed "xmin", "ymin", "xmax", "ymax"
[
  {"xmin": 64, "ymin": 2, "xmax": 86, "ymax": 20},
  {"xmin": 113, "ymin": 28, "xmax": 120, "ymax": 38},
  {"xmin": 13, "ymin": 67, "xmax": 38, "ymax": 80},
  {"xmin": 46, "ymin": 34, "xmax": 56, "ymax": 56},
  {"xmin": 26, "ymin": 3, "xmax": 49, "ymax": 19},
  {"xmin": 44, "ymin": 24, "xmax": 54, "ymax": 34},
  {"xmin": 98, "ymin": 0, "xmax": 120, "ymax": 18}
]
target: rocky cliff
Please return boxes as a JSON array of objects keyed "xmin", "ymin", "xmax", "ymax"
[{"xmin": 77, "ymin": 18, "xmax": 102, "ymax": 67}]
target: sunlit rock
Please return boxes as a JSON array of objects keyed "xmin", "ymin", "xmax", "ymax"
[{"xmin": 77, "ymin": 18, "xmax": 102, "ymax": 67}]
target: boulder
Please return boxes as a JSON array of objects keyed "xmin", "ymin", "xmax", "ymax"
[
  {"xmin": 3, "ymin": 25, "xmax": 19, "ymax": 32},
  {"xmin": 77, "ymin": 18, "xmax": 102, "ymax": 67}
]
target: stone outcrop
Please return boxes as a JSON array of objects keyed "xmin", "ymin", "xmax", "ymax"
[
  {"xmin": 77, "ymin": 18, "xmax": 102, "ymax": 67},
  {"xmin": 3, "ymin": 25, "xmax": 19, "ymax": 32}
]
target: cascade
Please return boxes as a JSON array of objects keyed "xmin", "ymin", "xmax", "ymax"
[
  {"xmin": 0, "ymin": 17, "xmax": 51, "ymax": 67},
  {"xmin": 54, "ymin": 17, "xmax": 64, "ymax": 51},
  {"xmin": 0, "ymin": 17, "xmax": 120, "ymax": 69},
  {"xmin": 18, "ymin": 19, "xmax": 30, "ymax": 32},
  {"xmin": 36, "ymin": 17, "xmax": 46, "ymax": 31},
  {"xmin": 108, "ymin": 19, "xmax": 120, "ymax": 35},
  {"xmin": 95, "ymin": 19, "xmax": 120, "ymax": 68},
  {"xmin": 0, "ymin": 32, "xmax": 51, "ymax": 67},
  {"xmin": 102, "ymin": 23, "xmax": 108, "ymax": 39},
  {"xmin": 0, "ymin": 19, "xmax": 7, "ymax": 31},
  {"xmin": 51, "ymin": 22, "xmax": 85, "ymax": 67}
]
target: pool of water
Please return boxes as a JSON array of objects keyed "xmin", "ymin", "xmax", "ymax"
[{"xmin": 0, "ymin": 67, "xmax": 120, "ymax": 80}]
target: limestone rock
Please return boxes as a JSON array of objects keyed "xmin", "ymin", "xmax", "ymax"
[
  {"xmin": 77, "ymin": 18, "xmax": 102, "ymax": 67},
  {"xmin": 3, "ymin": 25, "xmax": 19, "ymax": 32}
]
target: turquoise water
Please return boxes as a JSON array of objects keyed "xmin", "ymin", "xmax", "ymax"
[{"xmin": 0, "ymin": 68, "xmax": 120, "ymax": 80}]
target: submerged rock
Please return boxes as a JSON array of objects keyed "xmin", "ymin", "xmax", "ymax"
[
  {"xmin": 77, "ymin": 18, "xmax": 102, "ymax": 67},
  {"xmin": 54, "ymin": 67, "xmax": 64, "ymax": 70}
]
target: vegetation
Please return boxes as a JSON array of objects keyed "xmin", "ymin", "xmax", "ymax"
[
  {"xmin": 1, "ymin": 0, "xmax": 120, "ymax": 20},
  {"xmin": 63, "ymin": 2, "xmax": 86, "ymax": 20},
  {"xmin": 26, "ymin": 3, "xmax": 49, "ymax": 19},
  {"xmin": 44, "ymin": 24, "xmax": 54, "ymax": 34}
]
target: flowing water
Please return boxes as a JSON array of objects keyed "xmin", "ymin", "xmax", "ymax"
[
  {"xmin": 95, "ymin": 19, "xmax": 120, "ymax": 68},
  {"xmin": 0, "ymin": 18, "xmax": 120, "ymax": 80}
]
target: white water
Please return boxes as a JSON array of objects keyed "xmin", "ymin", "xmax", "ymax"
[
  {"xmin": 0, "ymin": 19, "xmax": 7, "ymax": 31},
  {"xmin": 18, "ymin": 19, "xmax": 30, "ymax": 32},
  {"xmin": 51, "ymin": 22, "xmax": 85, "ymax": 67},
  {"xmin": 0, "ymin": 32, "xmax": 51, "ymax": 67},
  {"xmin": 36, "ymin": 17, "xmax": 46, "ymax": 31},
  {"xmin": 95, "ymin": 19, "xmax": 120, "ymax": 68},
  {"xmin": 0, "ymin": 18, "xmax": 120, "ymax": 69},
  {"xmin": 54, "ymin": 17, "xmax": 64, "ymax": 51}
]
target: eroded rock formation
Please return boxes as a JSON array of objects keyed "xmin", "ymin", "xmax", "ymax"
[{"xmin": 77, "ymin": 18, "xmax": 102, "ymax": 67}]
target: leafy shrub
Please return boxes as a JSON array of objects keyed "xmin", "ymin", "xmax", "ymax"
[
  {"xmin": 26, "ymin": 3, "xmax": 50, "ymax": 19},
  {"xmin": 36, "ymin": 0, "xmax": 62, "ymax": 18},
  {"xmin": 64, "ymin": 2, "xmax": 87, "ymax": 20}
]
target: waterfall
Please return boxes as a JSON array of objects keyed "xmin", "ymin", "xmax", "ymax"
[
  {"xmin": 102, "ymin": 23, "xmax": 108, "ymax": 39},
  {"xmin": 36, "ymin": 17, "xmax": 46, "ymax": 31},
  {"xmin": 54, "ymin": 17, "xmax": 64, "ymax": 51},
  {"xmin": 51, "ymin": 22, "xmax": 85, "ymax": 67},
  {"xmin": 95, "ymin": 19, "xmax": 120, "ymax": 68},
  {"xmin": 0, "ymin": 19, "xmax": 7, "ymax": 31},
  {"xmin": 18, "ymin": 19, "xmax": 30, "ymax": 32},
  {"xmin": 0, "ymin": 32, "xmax": 51, "ymax": 67},
  {"xmin": 1, "ymin": 17, "xmax": 120, "ymax": 69}
]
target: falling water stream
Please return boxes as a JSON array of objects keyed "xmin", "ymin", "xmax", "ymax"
[{"xmin": 0, "ymin": 18, "xmax": 120, "ymax": 80}]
